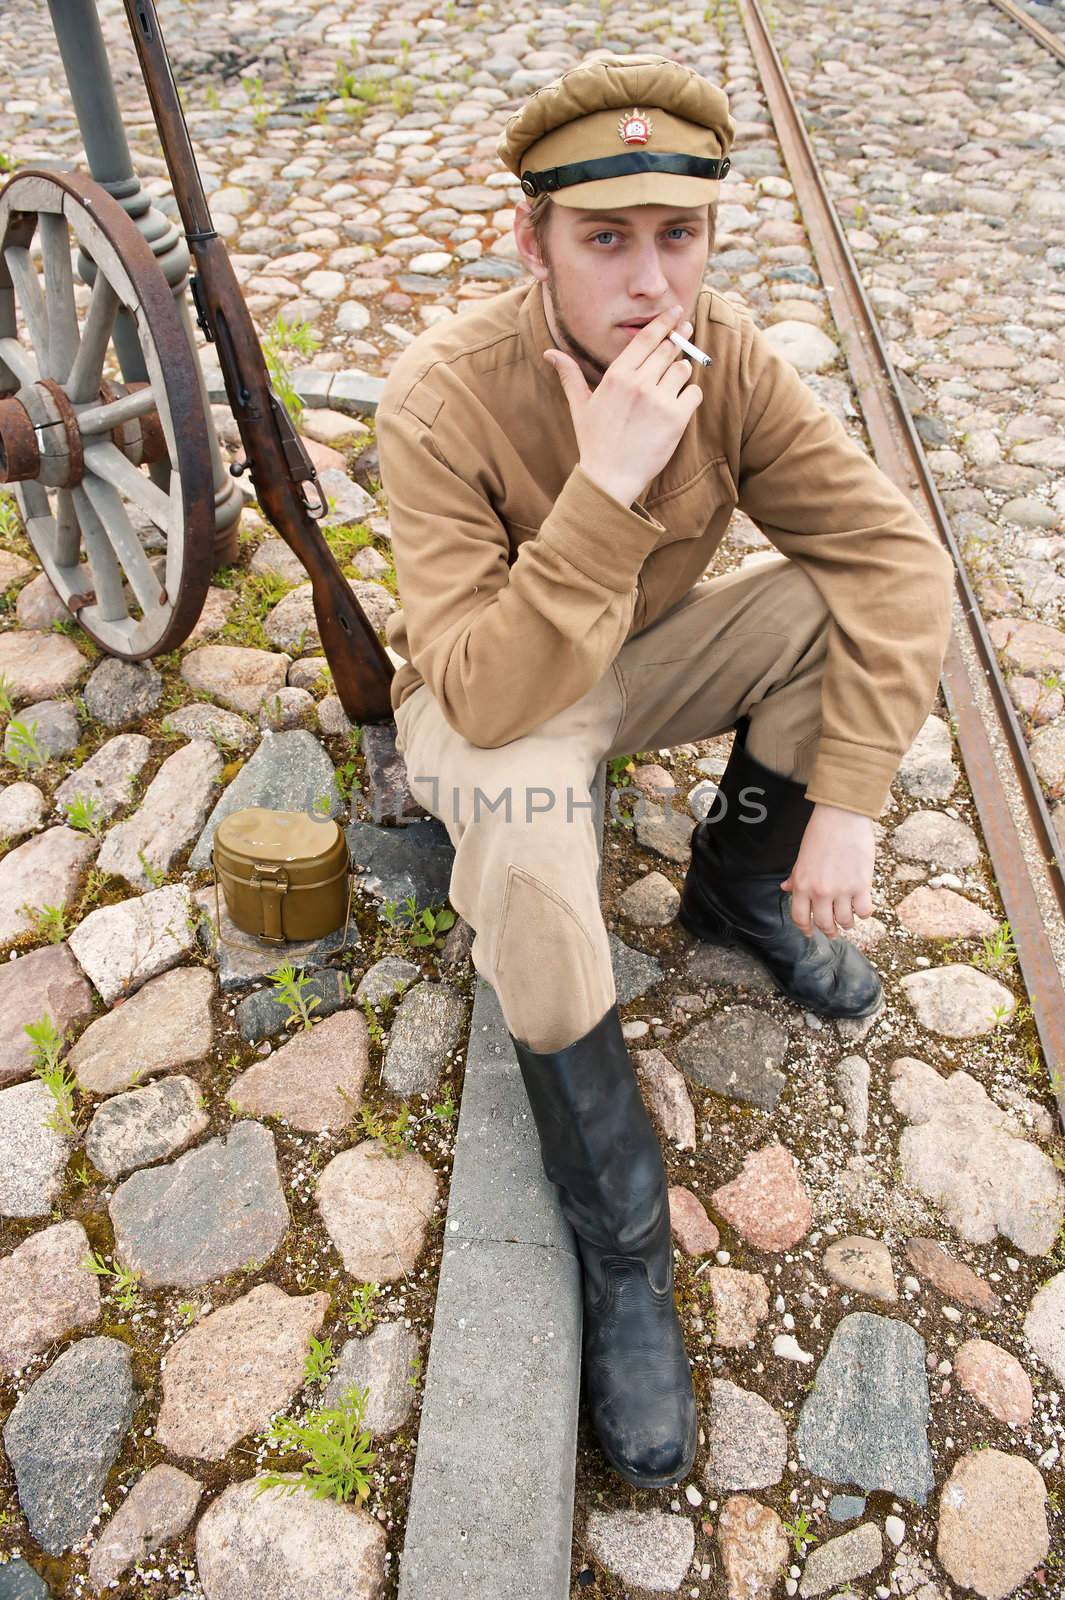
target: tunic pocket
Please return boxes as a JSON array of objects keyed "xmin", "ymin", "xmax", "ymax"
[{"xmin": 643, "ymin": 455, "xmax": 736, "ymax": 548}]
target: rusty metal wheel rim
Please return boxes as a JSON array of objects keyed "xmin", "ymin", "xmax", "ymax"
[{"xmin": 0, "ymin": 168, "xmax": 214, "ymax": 659}]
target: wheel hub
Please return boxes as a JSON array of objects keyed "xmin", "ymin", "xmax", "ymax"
[{"xmin": 0, "ymin": 379, "xmax": 165, "ymax": 487}]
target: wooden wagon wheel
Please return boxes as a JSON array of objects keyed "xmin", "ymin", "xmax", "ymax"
[{"xmin": 0, "ymin": 168, "xmax": 214, "ymax": 658}]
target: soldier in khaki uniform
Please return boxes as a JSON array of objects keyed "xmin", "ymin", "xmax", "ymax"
[{"xmin": 376, "ymin": 56, "xmax": 953, "ymax": 1490}]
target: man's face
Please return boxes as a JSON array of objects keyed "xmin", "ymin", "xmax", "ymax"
[{"xmin": 515, "ymin": 200, "xmax": 710, "ymax": 387}]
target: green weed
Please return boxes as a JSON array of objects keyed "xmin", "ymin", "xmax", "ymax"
[
  {"xmin": 303, "ymin": 1333, "xmax": 337, "ymax": 1386},
  {"xmin": 256, "ymin": 1384, "xmax": 376, "ymax": 1504},
  {"xmin": 21, "ymin": 902, "xmax": 69, "ymax": 944},
  {"xmin": 63, "ymin": 793, "xmax": 104, "ymax": 836},
  {"xmin": 262, "ymin": 313, "xmax": 322, "ymax": 429},
  {"xmin": 344, "ymin": 1282, "xmax": 380, "ymax": 1333},
  {"xmin": 780, "ymin": 1506, "xmax": 819, "ymax": 1557},
  {"xmin": 5, "ymin": 717, "xmax": 45, "ymax": 771},
  {"xmin": 268, "ymin": 962, "xmax": 320, "ymax": 1030},
  {"xmin": 26, "ymin": 1014, "xmax": 79, "ymax": 1136},
  {"xmin": 83, "ymin": 1248, "xmax": 142, "ymax": 1312}
]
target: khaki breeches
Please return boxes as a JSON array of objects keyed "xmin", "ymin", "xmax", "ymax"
[{"xmin": 393, "ymin": 554, "xmax": 829, "ymax": 1052}]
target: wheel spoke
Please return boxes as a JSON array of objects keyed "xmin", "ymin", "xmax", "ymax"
[
  {"xmin": 4, "ymin": 246, "xmax": 49, "ymax": 370},
  {"xmin": 75, "ymin": 386, "xmax": 157, "ymax": 437},
  {"xmin": 55, "ymin": 488, "xmax": 81, "ymax": 568},
  {"xmin": 39, "ymin": 212, "xmax": 78, "ymax": 382},
  {"xmin": 81, "ymin": 439, "xmax": 172, "ymax": 531},
  {"xmin": 0, "ymin": 336, "xmax": 38, "ymax": 387},
  {"xmin": 17, "ymin": 480, "xmax": 52, "ymax": 557},
  {"xmin": 77, "ymin": 472, "xmax": 165, "ymax": 617},
  {"xmin": 70, "ymin": 484, "xmax": 130, "ymax": 623},
  {"xmin": 65, "ymin": 275, "xmax": 118, "ymax": 405}
]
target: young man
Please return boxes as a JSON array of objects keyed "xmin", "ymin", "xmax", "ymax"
[{"xmin": 376, "ymin": 55, "xmax": 953, "ymax": 1490}]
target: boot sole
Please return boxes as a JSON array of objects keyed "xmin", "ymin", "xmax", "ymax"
[{"xmin": 677, "ymin": 897, "xmax": 884, "ymax": 1021}]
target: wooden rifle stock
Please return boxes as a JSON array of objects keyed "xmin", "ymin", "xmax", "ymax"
[{"xmin": 123, "ymin": 0, "xmax": 395, "ymax": 723}]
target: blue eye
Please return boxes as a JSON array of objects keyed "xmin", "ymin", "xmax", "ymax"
[{"xmin": 588, "ymin": 228, "xmax": 697, "ymax": 243}]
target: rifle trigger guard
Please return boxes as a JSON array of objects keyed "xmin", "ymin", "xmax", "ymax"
[{"xmin": 301, "ymin": 476, "xmax": 328, "ymax": 520}]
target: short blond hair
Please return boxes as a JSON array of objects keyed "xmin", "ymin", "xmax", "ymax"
[{"xmin": 529, "ymin": 195, "xmax": 718, "ymax": 258}]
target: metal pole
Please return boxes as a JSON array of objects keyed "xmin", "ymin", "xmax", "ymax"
[{"xmin": 46, "ymin": 0, "xmax": 241, "ymax": 562}]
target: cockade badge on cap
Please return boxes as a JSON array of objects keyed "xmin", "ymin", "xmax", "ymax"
[{"xmin": 617, "ymin": 108, "xmax": 653, "ymax": 145}]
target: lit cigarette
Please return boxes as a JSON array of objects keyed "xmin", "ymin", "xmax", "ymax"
[{"xmin": 669, "ymin": 329, "xmax": 713, "ymax": 368}]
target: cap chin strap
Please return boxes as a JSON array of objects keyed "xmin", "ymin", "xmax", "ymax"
[{"xmin": 519, "ymin": 150, "xmax": 730, "ymax": 197}]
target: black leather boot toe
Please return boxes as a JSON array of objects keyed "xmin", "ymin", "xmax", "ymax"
[{"xmin": 510, "ymin": 1004, "xmax": 697, "ymax": 1490}]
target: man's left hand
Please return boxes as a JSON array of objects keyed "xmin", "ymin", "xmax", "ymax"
[{"xmin": 780, "ymin": 802, "xmax": 875, "ymax": 938}]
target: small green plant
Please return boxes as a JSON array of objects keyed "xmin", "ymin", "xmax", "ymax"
[
  {"xmin": 382, "ymin": 892, "xmax": 455, "ymax": 949},
  {"xmin": 0, "ymin": 673, "xmax": 12, "ymax": 717},
  {"xmin": 781, "ymin": 1505, "xmax": 819, "ymax": 1557},
  {"xmin": 607, "ymin": 753, "xmax": 634, "ymax": 786},
  {"xmin": 83, "ymin": 1248, "xmax": 142, "ymax": 1312},
  {"xmin": 77, "ymin": 865, "xmax": 113, "ymax": 916},
  {"xmin": 5, "ymin": 716, "xmax": 45, "ymax": 771},
  {"xmin": 269, "ymin": 962, "xmax": 320, "ymax": 1030},
  {"xmin": 360, "ymin": 997, "xmax": 385, "ymax": 1046},
  {"xmin": 430, "ymin": 1087, "xmax": 458, "ymax": 1125},
  {"xmin": 356, "ymin": 1101, "xmax": 414, "ymax": 1155},
  {"xmin": 303, "ymin": 1334, "xmax": 337, "ymax": 1386},
  {"xmin": 977, "ymin": 921, "xmax": 1016, "ymax": 974},
  {"xmin": 70, "ymin": 1155, "xmax": 94, "ymax": 1187},
  {"xmin": 137, "ymin": 850, "xmax": 167, "ymax": 889},
  {"xmin": 405, "ymin": 894, "xmax": 455, "ymax": 948},
  {"xmin": 0, "ymin": 494, "xmax": 21, "ymax": 537},
  {"xmin": 177, "ymin": 1301, "xmax": 199, "ymax": 1324},
  {"xmin": 21, "ymin": 902, "xmax": 69, "ymax": 944},
  {"xmin": 256, "ymin": 1384, "xmax": 377, "ymax": 1504},
  {"xmin": 331, "ymin": 728, "xmax": 363, "ymax": 806},
  {"xmin": 344, "ymin": 1282, "xmax": 380, "ymax": 1333},
  {"xmin": 26, "ymin": 1013, "xmax": 79, "ymax": 1135},
  {"xmin": 261, "ymin": 313, "xmax": 321, "ymax": 429},
  {"xmin": 63, "ymin": 792, "xmax": 104, "ymax": 836},
  {"xmin": 243, "ymin": 73, "xmax": 269, "ymax": 130},
  {"xmin": 407, "ymin": 1353, "xmax": 422, "ymax": 1388},
  {"xmin": 335, "ymin": 69, "xmax": 381, "ymax": 107}
]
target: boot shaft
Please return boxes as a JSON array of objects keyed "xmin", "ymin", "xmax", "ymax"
[
  {"xmin": 696, "ymin": 727, "xmax": 814, "ymax": 875},
  {"xmin": 511, "ymin": 1004, "xmax": 669, "ymax": 1266}
]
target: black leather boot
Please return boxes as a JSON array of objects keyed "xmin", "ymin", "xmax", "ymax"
[
  {"xmin": 509, "ymin": 1003, "xmax": 697, "ymax": 1489},
  {"xmin": 678, "ymin": 725, "xmax": 882, "ymax": 1018}
]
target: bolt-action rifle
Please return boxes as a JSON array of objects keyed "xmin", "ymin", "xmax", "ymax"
[{"xmin": 123, "ymin": 0, "xmax": 394, "ymax": 723}]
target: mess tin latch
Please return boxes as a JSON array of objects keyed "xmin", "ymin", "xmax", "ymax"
[{"xmin": 249, "ymin": 862, "xmax": 289, "ymax": 942}]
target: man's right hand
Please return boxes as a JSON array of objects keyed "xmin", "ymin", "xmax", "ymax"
[{"xmin": 543, "ymin": 305, "xmax": 703, "ymax": 508}]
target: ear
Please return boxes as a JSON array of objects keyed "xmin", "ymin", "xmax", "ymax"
[{"xmin": 513, "ymin": 199, "xmax": 550, "ymax": 283}]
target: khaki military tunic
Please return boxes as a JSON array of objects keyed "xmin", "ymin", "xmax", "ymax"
[
  {"xmin": 376, "ymin": 279, "xmax": 954, "ymax": 1050},
  {"xmin": 377, "ymin": 278, "xmax": 953, "ymax": 819}
]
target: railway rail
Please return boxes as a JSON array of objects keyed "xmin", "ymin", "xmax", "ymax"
[
  {"xmin": 737, "ymin": 0, "xmax": 1065, "ymax": 1133},
  {"xmin": 988, "ymin": 0, "xmax": 1065, "ymax": 68}
]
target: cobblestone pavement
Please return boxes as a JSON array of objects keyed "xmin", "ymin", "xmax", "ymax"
[{"xmin": 0, "ymin": 2, "xmax": 1064, "ymax": 1598}]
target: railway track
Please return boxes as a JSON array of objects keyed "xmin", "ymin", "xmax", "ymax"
[
  {"xmin": 988, "ymin": 0, "xmax": 1065, "ymax": 67},
  {"xmin": 737, "ymin": 0, "xmax": 1065, "ymax": 1133}
]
